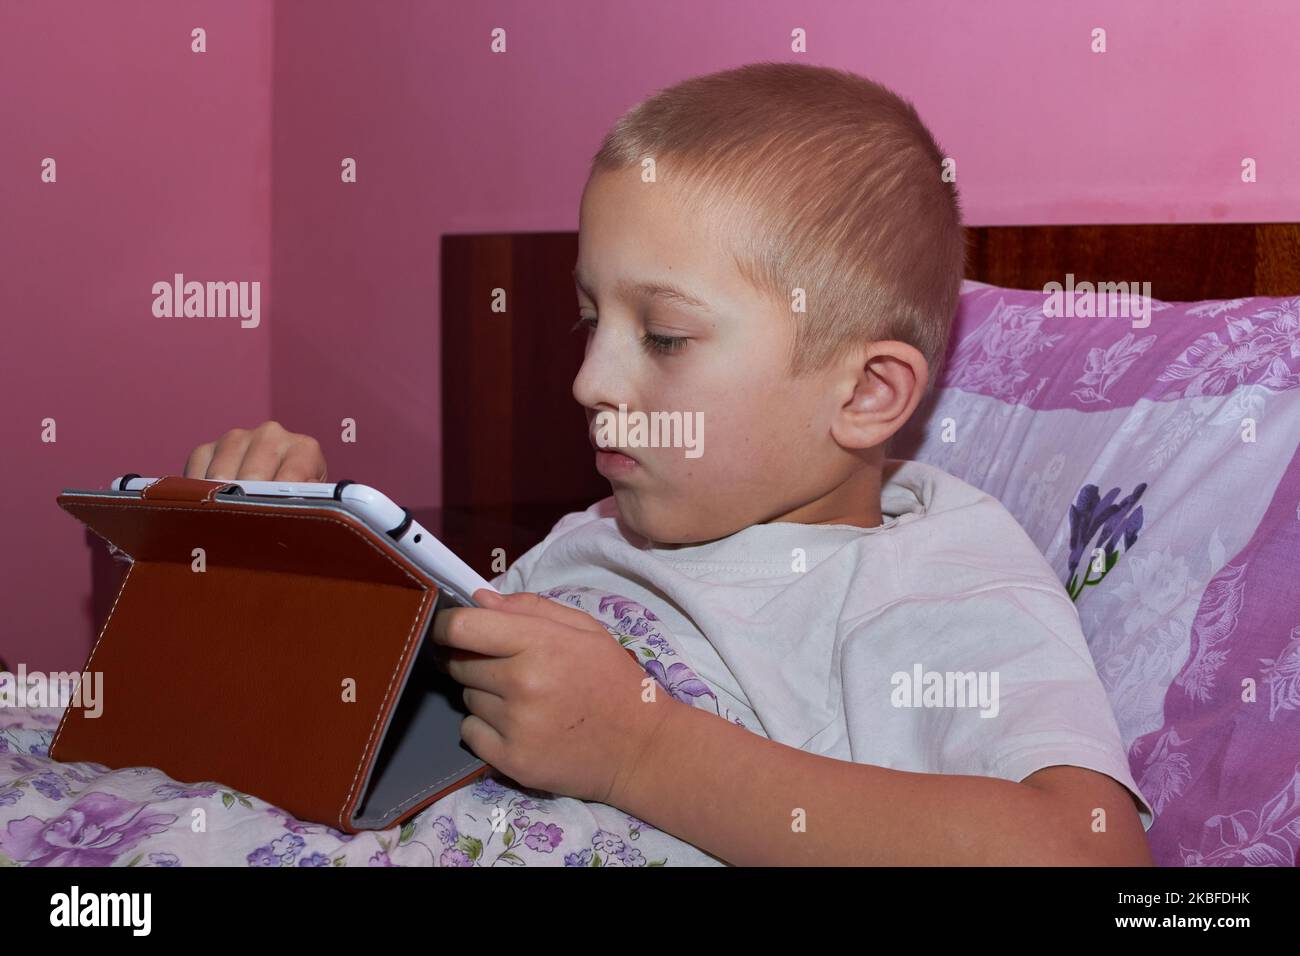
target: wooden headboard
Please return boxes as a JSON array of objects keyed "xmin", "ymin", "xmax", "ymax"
[
  {"xmin": 966, "ymin": 223, "xmax": 1300, "ymax": 300},
  {"xmin": 439, "ymin": 223, "xmax": 1300, "ymax": 571}
]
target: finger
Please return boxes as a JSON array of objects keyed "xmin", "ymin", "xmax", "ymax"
[
  {"xmin": 204, "ymin": 429, "xmax": 254, "ymax": 480},
  {"xmin": 446, "ymin": 651, "xmax": 515, "ymax": 696},
  {"xmin": 431, "ymin": 634, "xmax": 501, "ymax": 686},
  {"xmin": 459, "ymin": 713, "xmax": 503, "ymax": 767},
  {"xmin": 475, "ymin": 590, "xmax": 602, "ymax": 631},
  {"xmin": 462, "ymin": 686, "xmax": 507, "ymax": 730},
  {"xmin": 274, "ymin": 439, "xmax": 326, "ymax": 482},
  {"xmin": 431, "ymin": 606, "xmax": 457, "ymax": 648},
  {"xmin": 430, "ymin": 639, "xmax": 498, "ymax": 683},
  {"xmin": 184, "ymin": 442, "xmax": 215, "ymax": 479},
  {"xmin": 234, "ymin": 423, "xmax": 292, "ymax": 480},
  {"xmin": 433, "ymin": 605, "xmax": 544, "ymax": 659}
]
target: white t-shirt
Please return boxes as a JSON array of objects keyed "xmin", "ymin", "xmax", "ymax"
[{"xmin": 491, "ymin": 458, "xmax": 1154, "ymax": 831}]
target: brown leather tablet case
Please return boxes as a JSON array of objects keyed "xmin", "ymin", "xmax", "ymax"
[{"xmin": 51, "ymin": 476, "xmax": 492, "ymax": 832}]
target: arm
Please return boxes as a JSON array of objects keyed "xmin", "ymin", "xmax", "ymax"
[{"xmin": 613, "ymin": 698, "xmax": 1153, "ymax": 866}]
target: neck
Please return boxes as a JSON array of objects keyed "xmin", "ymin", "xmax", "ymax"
[{"xmin": 764, "ymin": 457, "xmax": 884, "ymax": 529}]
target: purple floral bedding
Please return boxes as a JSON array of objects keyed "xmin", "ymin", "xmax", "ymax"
[{"xmin": 0, "ymin": 587, "xmax": 727, "ymax": 867}]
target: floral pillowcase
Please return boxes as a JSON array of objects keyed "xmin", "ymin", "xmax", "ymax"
[{"xmin": 891, "ymin": 280, "xmax": 1300, "ymax": 866}]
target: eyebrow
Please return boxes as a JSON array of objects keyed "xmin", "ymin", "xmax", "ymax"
[{"xmin": 573, "ymin": 267, "xmax": 716, "ymax": 314}]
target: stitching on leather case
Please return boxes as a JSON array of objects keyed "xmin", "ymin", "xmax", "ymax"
[
  {"xmin": 368, "ymin": 594, "xmax": 486, "ymax": 823},
  {"xmin": 338, "ymin": 587, "xmax": 432, "ymax": 829},
  {"xmin": 50, "ymin": 559, "xmax": 138, "ymax": 758},
  {"xmin": 58, "ymin": 500, "xmax": 446, "ymax": 829},
  {"xmin": 375, "ymin": 758, "xmax": 488, "ymax": 821}
]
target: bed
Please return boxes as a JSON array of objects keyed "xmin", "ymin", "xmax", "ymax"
[{"xmin": 4, "ymin": 223, "xmax": 1298, "ymax": 866}]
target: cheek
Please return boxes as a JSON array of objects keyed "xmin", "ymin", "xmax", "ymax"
[
  {"xmin": 668, "ymin": 396, "xmax": 781, "ymax": 481},
  {"xmin": 645, "ymin": 351, "xmax": 797, "ymax": 480}
]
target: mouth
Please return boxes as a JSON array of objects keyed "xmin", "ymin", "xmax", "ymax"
[{"xmin": 589, "ymin": 429, "xmax": 640, "ymax": 477}]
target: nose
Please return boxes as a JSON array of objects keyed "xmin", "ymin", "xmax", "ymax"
[{"xmin": 571, "ymin": 319, "xmax": 634, "ymax": 414}]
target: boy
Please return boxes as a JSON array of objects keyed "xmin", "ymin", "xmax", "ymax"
[{"xmin": 186, "ymin": 63, "xmax": 1154, "ymax": 865}]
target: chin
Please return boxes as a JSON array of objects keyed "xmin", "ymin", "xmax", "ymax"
[{"xmin": 611, "ymin": 489, "xmax": 737, "ymax": 546}]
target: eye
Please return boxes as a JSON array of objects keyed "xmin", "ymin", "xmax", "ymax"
[
  {"xmin": 640, "ymin": 330, "xmax": 689, "ymax": 355},
  {"xmin": 571, "ymin": 314, "xmax": 689, "ymax": 356}
]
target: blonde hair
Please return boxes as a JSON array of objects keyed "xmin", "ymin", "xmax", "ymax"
[{"xmin": 591, "ymin": 62, "xmax": 964, "ymax": 390}]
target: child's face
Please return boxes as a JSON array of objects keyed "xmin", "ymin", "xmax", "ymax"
[{"xmin": 572, "ymin": 166, "xmax": 893, "ymax": 545}]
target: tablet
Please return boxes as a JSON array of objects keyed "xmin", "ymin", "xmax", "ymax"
[{"xmin": 107, "ymin": 475, "xmax": 499, "ymax": 608}]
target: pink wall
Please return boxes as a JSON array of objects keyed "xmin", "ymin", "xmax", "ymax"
[
  {"xmin": 1, "ymin": 1, "xmax": 272, "ymax": 671},
  {"xmin": 4, "ymin": 0, "xmax": 1298, "ymax": 670}
]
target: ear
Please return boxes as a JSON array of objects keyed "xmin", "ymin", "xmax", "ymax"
[{"xmin": 829, "ymin": 341, "xmax": 929, "ymax": 451}]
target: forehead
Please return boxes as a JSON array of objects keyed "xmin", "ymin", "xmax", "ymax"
[
  {"xmin": 575, "ymin": 168, "xmax": 759, "ymax": 315},
  {"xmin": 573, "ymin": 266, "xmax": 717, "ymax": 315}
]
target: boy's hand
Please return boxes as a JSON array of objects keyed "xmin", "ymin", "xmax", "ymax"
[
  {"xmin": 183, "ymin": 420, "xmax": 327, "ymax": 482},
  {"xmin": 431, "ymin": 589, "xmax": 680, "ymax": 805}
]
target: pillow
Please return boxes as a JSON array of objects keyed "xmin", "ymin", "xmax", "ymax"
[{"xmin": 891, "ymin": 280, "xmax": 1300, "ymax": 866}]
